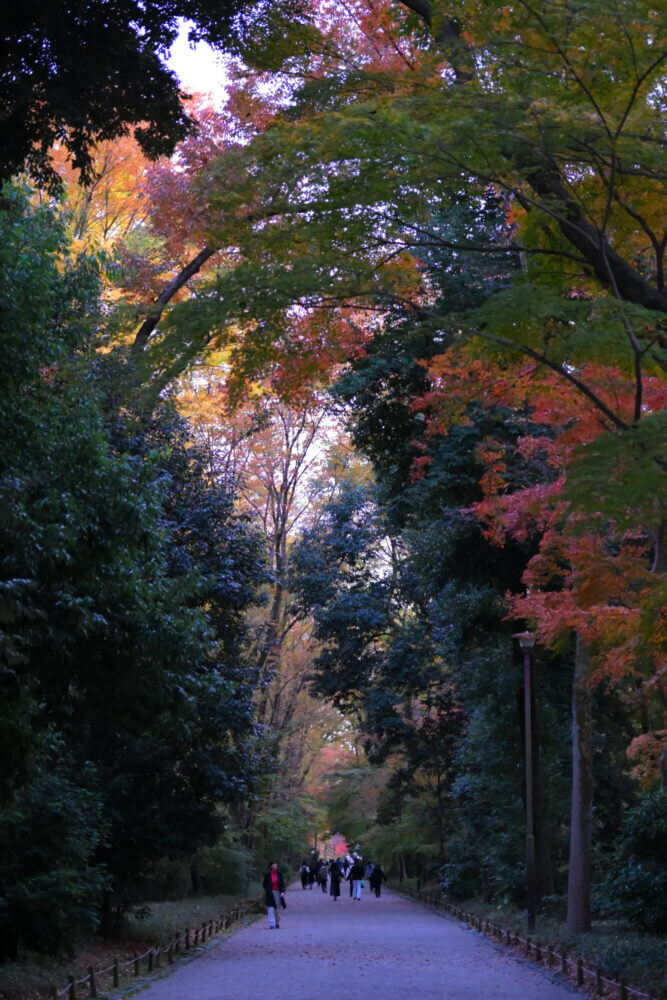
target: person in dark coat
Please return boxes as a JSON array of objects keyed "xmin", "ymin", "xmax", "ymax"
[
  {"xmin": 299, "ymin": 861, "xmax": 310, "ymax": 889},
  {"xmin": 262, "ymin": 862, "xmax": 286, "ymax": 928},
  {"xmin": 369, "ymin": 863, "xmax": 387, "ymax": 897},
  {"xmin": 329, "ymin": 860, "xmax": 342, "ymax": 901},
  {"xmin": 349, "ymin": 855, "xmax": 364, "ymax": 900}
]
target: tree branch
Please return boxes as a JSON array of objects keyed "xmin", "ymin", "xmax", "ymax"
[{"xmin": 132, "ymin": 245, "xmax": 216, "ymax": 351}]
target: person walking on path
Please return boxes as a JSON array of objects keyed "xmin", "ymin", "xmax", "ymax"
[
  {"xmin": 369, "ymin": 863, "xmax": 387, "ymax": 897},
  {"xmin": 350, "ymin": 855, "xmax": 364, "ymax": 900},
  {"xmin": 329, "ymin": 860, "xmax": 342, "ymax": 901},
  {"xmin": 299, "ymin": 861, "xmax": 310, "ymax": 889},
  {"xmin": 262, "ymin": 862, "xmax": 286, "ymax": 929}
]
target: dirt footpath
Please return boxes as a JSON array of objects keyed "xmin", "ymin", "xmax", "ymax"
[{"xmin": 135, "ymin": 885, "xmax": 579, "ymax": 1000}]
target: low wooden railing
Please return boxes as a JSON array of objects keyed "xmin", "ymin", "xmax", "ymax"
[
  {"xmin": 51, "ymin": 898, "xmax": 262, "ymax": 999},
  {"xmin": 397, "ymin": 886, "xmax": 657, "ymax": 1000}
]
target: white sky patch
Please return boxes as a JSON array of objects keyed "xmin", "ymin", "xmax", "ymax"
[{"xmin": 165, "ymin": 20, "xmax": 231, "ymax": 107}]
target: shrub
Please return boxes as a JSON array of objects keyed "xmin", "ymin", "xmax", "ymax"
[{"xmin": 599, "ymin": 789, "xmax": 667, "ymax": 932}]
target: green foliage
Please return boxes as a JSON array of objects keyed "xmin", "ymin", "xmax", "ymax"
[
  {"xmin": 599, "ymin": 790, "xmax": 667, "ymax": 932},
  {"xmin": 197, "ymin": 832, "xmax": 255, "ymax": 896},
  {"xmin": 0, "ymin": 753, "xmax": 107, "ymax": 957},
  {"xmin": 0, "ymin": 188, "xmax": 266, "ymax": 955},
  {"xmin": 566, "ymin": 412, "xmax": 667, "ymax": 531}
]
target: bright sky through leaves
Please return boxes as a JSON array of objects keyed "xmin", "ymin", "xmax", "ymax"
[{"xmin": 165, "ymin": 19, "xmax": 230, "ymax": 106}]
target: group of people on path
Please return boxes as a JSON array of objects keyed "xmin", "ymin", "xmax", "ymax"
[
  {"xmin": 264, "ymin": 854, "xmax": 387, "ymax": 927},
  {"xmin": 299, "ymin": 854, "xmax": 388, "ymax": 901}
]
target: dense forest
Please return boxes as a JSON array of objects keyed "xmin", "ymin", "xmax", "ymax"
[{"xmin": 0, "ymin": 0, "xmax": 665, "ymax": 990}]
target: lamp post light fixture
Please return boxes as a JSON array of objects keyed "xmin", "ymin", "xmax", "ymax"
[{"xmin": 513, "ymin": 631, "xmax": 537, "ymax": 934}]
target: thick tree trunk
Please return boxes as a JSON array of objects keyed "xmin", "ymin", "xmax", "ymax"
[{"xmin": 566, "ymin": 636, "xmax": 594, "ymax": 934}]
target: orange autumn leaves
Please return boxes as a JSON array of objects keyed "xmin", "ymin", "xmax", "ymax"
[{"xmin": 409, "ymin": 343, "xmax": 665, "ymax": 703}]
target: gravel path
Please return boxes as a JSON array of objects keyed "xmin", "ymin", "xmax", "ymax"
[{"xmin": 136, "ymin": 885, "xmax": 579, "ymax": 1000}]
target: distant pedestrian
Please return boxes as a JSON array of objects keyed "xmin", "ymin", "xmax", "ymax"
[
  {"xmin": 350, "ymin": 855, "xmax": 364, "ymax": 900},
  {"xmin": 369, "ymin": 864, "xmax": 387, "ymax": 897},
  {"xmin": 262, "ymin": 862, "xmax": 286, "ymax": 929},
  {"xmin": 329, "ymin": 861, "xmax": 342, "ymax": 901},
  {"xmin": 299, "ymin": 861, "xmax": 310, "ymax": 889}
]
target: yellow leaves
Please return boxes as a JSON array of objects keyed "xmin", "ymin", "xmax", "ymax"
[{"xmin": 627, "ymin": 730, "xmax": 667, "ymax": 789}]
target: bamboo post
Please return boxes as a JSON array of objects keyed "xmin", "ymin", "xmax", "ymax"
[
  {"xmin": 185, "ymin": 928, "xmax": 191, "ymax": 950},
  {"xmin": 577, "ymin": 958, "xmax": 584, "ymax": 986},
  {"xmin": 561, "ymin": 951, "xmax": 568, "ymax": 976},
  {"xmin": 113, "ymin": 959, "xmax": 120, "ymax": 987},
  {"xmin": 68, "ymin": 975, "xmax": 76, "ymax": 1000},
  {"xmin": 595, "ymin": 968, "xmax": 602, "ymax": 995},
  {"xmin": 201, "ymin": 922, "xmax": 207, "ymax": 943},
  {"xmin": 194, "ymin": 928, "xmax": 199, "ymax": 947},
  {"xmin": 88, "ymin": 967, "xmax": 97, "ymax": 998},
  {"xmin": 620, "ymin": 978, "xmax": 628, "ymax": 1000},
  {"xmin": 133, "ymin": 953, "xmax": 140, "ymax": 976},
  {"xmin": 147, "ymin": 950, "xmax": 154, "ymax": 973}
]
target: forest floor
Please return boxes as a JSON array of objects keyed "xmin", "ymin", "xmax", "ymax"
[
  {"xmin": 126, "ymin": 885, "xmax": 580, "ymax": 1000},
  {"xmin": 0, "ymin": 893, "xmax": 247, "ymax": 1000}
]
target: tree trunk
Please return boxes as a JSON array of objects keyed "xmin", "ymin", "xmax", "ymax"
[
  {"xmin": 566, "ymin": 635, "xmax": 594, "ymax": 934},
  {"xmin": 190, "ymin": 853, "xmax": 201, "ymax": 895}
]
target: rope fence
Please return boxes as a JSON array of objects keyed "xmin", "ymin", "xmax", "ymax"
[
  {"xmin": 397, "ymin": 887, "xmax": 657, "ymax": 1000},
  {"xmin": 50, "ymin": 898, "xmax": 263, "ymax": 1000}
]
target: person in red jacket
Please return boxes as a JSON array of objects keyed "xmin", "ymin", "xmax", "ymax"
[{"xmin": 262, "ymin": 862, "xmax": 286, "ymax": 929}]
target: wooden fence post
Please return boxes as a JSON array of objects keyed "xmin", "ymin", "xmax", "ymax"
[
  {"xmin": 595, "ymin": 967, "xmax": 602, "ymax": 995},
  {"xmin": 526, "ymin": 937, "xmax": 531, "ymax": 957},
  {"xmin": 619, "ymin": 978, "xmax": 628, "ymax": 1000},
  {"xmin": 194, "ymin": 928, "xmax": 199, "ymax": 947},
  {"xmin": 50, "ymin": 987, "xmax": 58, "ymax": 1000},
  {"xmin": 201, "ymin": 922, "xmax": 207, "ymax": 943},
  {"xmin": 535, "ymin": 942, "xmax": 542, "ymax": 963},
  {"xmin": 68, "ymin": 975, "xmax": 76, "ymax": 1000},
  {"xmin": 147, "ymin": 950, "xmax": 154, "ymax": 973},
  {"xmin": 185, "ymin": 928, "xmax": 190, "ymax": 950},
  {"xmin": 87, "ymin": 966, "xmax": 97, "ymax": 998},
  {"xmin": 577, "ymin": 958, "xmax": 584, "ymax": 986},
  {"xmin": 561, "ymin": 951, "xmax": 568, "ymax": 976},
  {"xmin": 133, "ymin": 952, "xmax": 140, "ymax": 976},
  {"xmin": 167, "ymin": 943, "xmax": 173, "ymax": 964},
  {"xmin": 113, "ymin": 958, "xmax": 120, "ymax": 987},
  {"xmin": 155, "ymin": 947, "xmax": 161, "ymax": 968}
]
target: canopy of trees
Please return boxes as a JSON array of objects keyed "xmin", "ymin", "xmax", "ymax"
[{"xmin": 0, "ymin": 0, "xmax": 665, "ymax": 984}]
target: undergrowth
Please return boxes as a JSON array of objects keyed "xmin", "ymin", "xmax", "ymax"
[{"xmin": 0, "ymin": 891, "xmax": 255, "ymax": 1000}]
